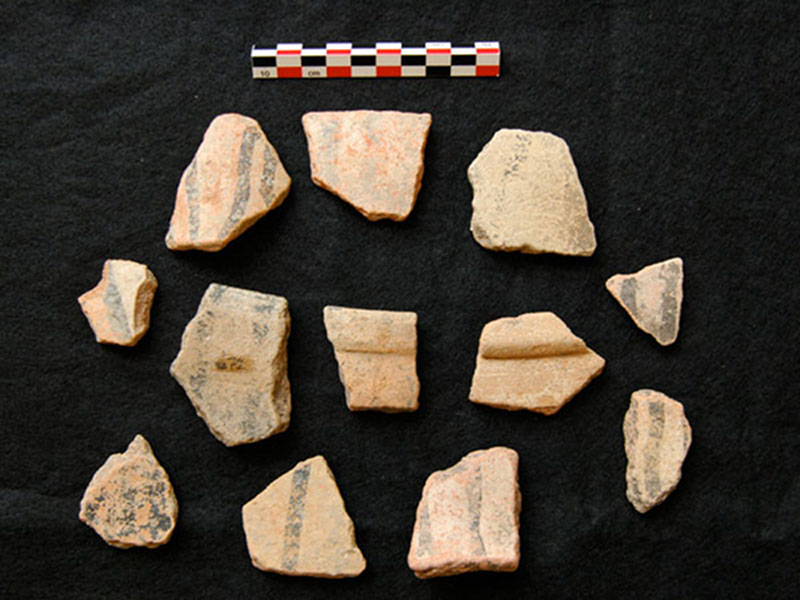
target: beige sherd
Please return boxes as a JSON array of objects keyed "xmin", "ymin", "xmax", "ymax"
[
  {"xmin": 242, "ymin": 456, "xmax": 366, "ymax": 578},
  {"xmin": 302, "ymin": 110, "xmax": 432, "ymax": 221},
  {"xmin": 79, "ymin": 435, "xmax": 178, "ymax": 549},
  {"xmin": 624, "ymin": 389, "xmax": 692, "ymax": 513},
  {"xmin": 323, "ymin": 306, "xmax": 419, "ymax": 412},
  {"xmin": 407, "ymin": 447, "xmax": 521, "ymax": 579},
  {"xmin": 606, "ymin": 257, "xmax": 684, "ymax": 346},
  {"xmin": 170, "ymin": 283, "xmax": 291, "ymax": 446},
  {"xmin": 469, "ymin": 312, "xmax": 605, "ymax": 415},
  {"xmin": 78, "ymin": 259, "xmax": 158, "ymax": 346},
  {"xmin": 165, "ymin": 113, "xmax": 291, "ymax": 252},
  {"xmin": 469, "ymin": 129, "xmax": 597, "ymax": 256}
]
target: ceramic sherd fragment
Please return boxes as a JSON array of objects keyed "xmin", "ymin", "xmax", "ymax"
[
  {"xmin": 165, "ymin": 113, "xmax": 291, "ymax": 251},
  {"xmin": 242, "ymin": 455, "xmax": 366, "ymax": 578},
  {"xmin": 302, "ymin": 110, "xmax": 432, "ymax": 221},
  {"xmin": 78, "ymin": 259, "xmax": 157, "ymax": 346},
  {"xmin": 408, "ymin": 447, "xmax": 520, "ymax": 579},
  {"xmin": 469, "ymin": 312, "xmax": 605, "ymax": 415},
  {"xmin": 623, "ymin": 389, "xmax": 692, "ymax": 513},
  {"xmin": 606, "ymin": 257, "xmax": 684, "ymax": 346},
  {"xmin": 170, "ymin": 283, "xmax": 291, "ymax": 446},
  {"xmin": 79, "ymin": 435, "xmax": 178, "ymax": 549},
  {"xmin": 469, "ymin": 129, "xmax": 597, "ymax": 256},
  {"xmin": 323, "ymin": 305, "xmax": 419, "ymax": 412}
]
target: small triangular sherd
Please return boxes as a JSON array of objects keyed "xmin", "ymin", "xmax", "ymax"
[
  {"xmin": 302, "ymin": 110, "xmax": 432, "ymax": 221},
  {"xmin": 606, "ymin": 257, "xmax": 684, "ymax": 346},
  {"xmin": 469, "ymin": 312, "xmax": 605, "ymax": 415},
  {"xmin": 170, "ymin": 283, "xmax": 291, "ymax": 446},
  {"xmin": 78, "ymin": 435, "xmax": 178, "ymax": 549},
  {"xmin": 323, "ymin": 305, "xmax": 419, "ymax": 412},
  {"xmin": 408, "ymin": 447, "xmax": 521, "ymax": 578},
  {"xmin": 242, "ymin": 456, "xmax": 366, "ymax": 578},
  {"xmin": 623, "ymin": 389, "xmax": 692, "ymax": 513},
  {"xmin": 165, "ymin": 113, "xmax": 291, "ymax": 252}
]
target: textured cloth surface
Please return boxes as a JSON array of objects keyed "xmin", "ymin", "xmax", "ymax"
[{"xmin": 2, "ymin": 1, "xmax": 798, "ymax": 598}]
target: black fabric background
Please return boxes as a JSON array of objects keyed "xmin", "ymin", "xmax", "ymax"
[{"xmin": 2, "ymin": 1, "xmax": 799, "ymax": 598}]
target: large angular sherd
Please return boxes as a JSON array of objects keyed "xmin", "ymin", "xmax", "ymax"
[
  {"xmin": 323, "ymin": 306, "xmax": 419, "ymax": 412},
  {"xmin": 302, "ymin": 110, "xmax": 432, "ymax": 221},
  {"xmin": 79, "ymin": 435, "xmax": 178, "ymax": 549},
  {"xmin": 606, "ymin": 257, "xmax": 684, "ymax": 346},
  {"xmin": 170, "ymin": 283, "xmax": 291, "ymax": 446},
  {"xmin": 624, "ymin": 389, "xmax": 692, "ymax": 513},
  {"xmin": 78, "ymin": 259, "xmax": 158, "ymax": 346},
  {"xmin": 242, "ymin": 455, "xmax": 366, "ymax": 578},
  {"xmin": 469, "ymin": 129, "xmax": 597, "ymax": 256},
  {"xmin": 165, "ymin": 113, "xmax": 291, "ymax": 251},
  {"xmin": 469, "ymin": 312, "xmax": 605, "ymax": 415},
  {"xmin": 408, "ymin": 447, "xmax": 520, "ymax": 579}
]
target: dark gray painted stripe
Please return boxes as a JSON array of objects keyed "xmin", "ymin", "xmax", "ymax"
[
  {"xmin": 644, "ymin": 400, "xmax": 665, "ymax": 497},
  {"xmin": 103, "ymin": 265, "xmax": 132, "ymax": 339},
  {"xmin": 217, "ymin": 127, "xmax": 258, "ymax": 240},
  {"xmin": 185, "ymin": 157, "xmax": 200, "ymax": 241},
  {"xmin": 282, "ymin": 463, "xmax": 311, "ymax": 570}
]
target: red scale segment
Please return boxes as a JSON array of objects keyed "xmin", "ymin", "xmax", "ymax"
[
  {"xmin": 277, "ymin": 67, "xmax": 302, "ymax": 78},
  {"xmin": 476, "ymin": 65, "xmax": 499, "ymax": 76},
  {"xmin": 377, "ymin": 66, "xmax": 402, "ymax": 77}
]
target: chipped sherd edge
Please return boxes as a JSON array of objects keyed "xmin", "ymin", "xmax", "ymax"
[
  {"xmin": 242, "ymin": 455, "xmax": 366, "ymax": 578},
  {"xmin": 302, "ymin": 110, "xmax": 431, "ymax": 222},
  {"xmin": 77, "ymin": 259, "xmax": 157, "ymax": 346},
  {"xmin": 165, "ymin": 113, "xmax": 291, "ymax": 252},
  {"xmin": 623, "ymin": 389, "xmax": 692, "ymax": 513},
  {"xmin": 408, "ymin": 447, "xmax": 520, "ymax": 578},
  {"xmin": 469, "ymin": 129, "xmax": 597, "ymax": 256},
  {"xmin": 78, "ymin": 435, "xmax": 178, "ymax": 549},
  {"xmin": 469, "ymin": 312, "xmax": 605, "ymax": 415},
  {"xmin": 170, "ymin": 283, "xmax": 291, "ymax": 446},
  {"xmin": 606, "ymin": 257, "xmax": 684, "ymax": 346},
  {"xmin": 323, "ymin": 305, "xmax": 420, "ymax": 412}
]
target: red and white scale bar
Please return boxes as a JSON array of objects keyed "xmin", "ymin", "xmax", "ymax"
[{"xmin": 251, "ymin": 42, "xmax": 500, "ymax": 79}]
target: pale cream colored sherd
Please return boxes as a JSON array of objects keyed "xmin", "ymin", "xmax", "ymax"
[
  {"xmin": 165, "ymin": 113, "xmax": 291, "ymax": 252},
  {"xmin": 242, "ymin": 455, "xmax": 366, "ymax": 578},
  {"xmin": 78, "ymin": 259, "xmax": 157, "ymax": 346},
  {"xmin": 323, "ymin": 305, "xmax": 419, "ymax": 412},
  {"xmin": 468, "ymin": 129, "xmax": 597, "ymax": 256},
  {"xmin": 469, "ymin": 312, "xmax": 605, "ymax": 415},
  {"xmin": 170, "ymin": 283, "xmax": 291, "ymax": 446},
  {"xmin": 408, "ymin": 447, "xmax": 521, "ymax": 578},
  {"xmin": 623, "ymin": 389, "xmax": 692, "ymax": 513},
  {"xmin": 79, "ymin": 435, "xmax": 178, "ymax": 549},
  {"xmin": 606, "ymin": 257, "xmax": 684, "ymax": 346}
]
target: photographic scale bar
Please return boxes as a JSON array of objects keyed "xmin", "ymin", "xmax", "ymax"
[{"xmin": 251, "ymin": 42, "xmax": 501, "ymax": 79}]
